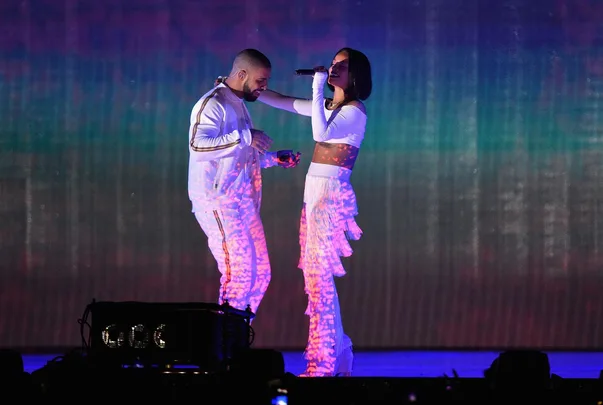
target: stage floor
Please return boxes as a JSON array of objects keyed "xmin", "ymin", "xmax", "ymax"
[{"xmin": 22, "ymin": 350, "xmax": 603, "ymax": 378}]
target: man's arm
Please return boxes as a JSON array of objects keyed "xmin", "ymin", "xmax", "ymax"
[
  {"xmin": 189, "ymin": 97, "xmax": 251, "ymax": 161},
  {"xmin": 258, "ymin": 151, "xmax": 278, "ymax": 169}
]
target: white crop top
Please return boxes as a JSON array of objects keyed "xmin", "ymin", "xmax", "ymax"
[
  {"xmin": 311, "ymin": 72, "xmax": 366, "ymax": 148},
  {"xmin": 257, "ymin": 73, "xmax": 367, "ymax": 149},
  {"xmin": 313, "ymin": 104, "xmax": 366, "ymax": 148}
]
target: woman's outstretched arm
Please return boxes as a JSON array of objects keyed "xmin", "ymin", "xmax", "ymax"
[
  {"xmin": 258, "ymin": 89, "xmax": 312, "ymax": 117},
  {"xmin": 214, "ymin": 75, "xmax": 312, "ymax": 116}
]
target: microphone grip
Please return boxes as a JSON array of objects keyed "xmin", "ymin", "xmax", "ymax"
[{"xmin": 295, "ymin": 69, "xmax": 315, "ymax": 76}]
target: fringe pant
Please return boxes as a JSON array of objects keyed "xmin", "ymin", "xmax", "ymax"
[{"xmin": 298, "ymin": 163, "xmax": 362, "ymax": 376}]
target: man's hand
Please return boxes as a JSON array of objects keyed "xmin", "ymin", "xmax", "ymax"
[
  {"xmin": 251, "ymin": 129, "xmax": 273, "ymax": 154},
  {"xmin": 276, "ymin": 150, "xmax": 302, "ymax": 168}
]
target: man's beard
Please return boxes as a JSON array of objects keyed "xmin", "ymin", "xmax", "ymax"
[{"xmin": 242, "ymin": 81, "xmax": 259, "ymax": 102}]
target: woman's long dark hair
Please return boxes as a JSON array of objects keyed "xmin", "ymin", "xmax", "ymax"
[{"xmin": 327, "ymin": 47, "xmax": 373, "ymax": 101}]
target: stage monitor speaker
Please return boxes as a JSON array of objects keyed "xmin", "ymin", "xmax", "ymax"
[{"xmin": 85, "ymin": 300, "xmax": 254, "ymax": 371}]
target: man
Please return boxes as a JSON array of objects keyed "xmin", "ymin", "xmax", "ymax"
[{"xmin": 188, "ymin": 49, "xmax": 301, "ymax": 318}]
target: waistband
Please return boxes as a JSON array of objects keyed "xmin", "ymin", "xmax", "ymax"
[{"xmin": 307, "ymin": 162, "xmax": 352, "ymax": 182}]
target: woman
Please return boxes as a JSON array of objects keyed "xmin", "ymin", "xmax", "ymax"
[{"xmin": 219, "ymin": 47, "xmax": 372, "ymax": 376}]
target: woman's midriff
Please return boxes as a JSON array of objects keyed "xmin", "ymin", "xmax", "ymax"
[{"xmin": 311, "ymin": 142, "xmax": 359, "ymax": 170}]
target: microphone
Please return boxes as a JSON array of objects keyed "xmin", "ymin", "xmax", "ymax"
[{"xmin": 295, "ymin": 69, "xmax": 315, "ymax": 76}]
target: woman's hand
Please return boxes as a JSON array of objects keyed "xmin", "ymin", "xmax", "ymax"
[{"xmin": 312, "ymin": 67, "xmax": 328, "ymax": 90}]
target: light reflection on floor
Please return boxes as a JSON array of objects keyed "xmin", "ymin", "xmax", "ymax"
[{"xmin": 21, "ymin": 350, "xmax": 603, "ymax": 378}]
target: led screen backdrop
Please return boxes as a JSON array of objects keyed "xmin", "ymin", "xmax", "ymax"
[{"xmin": 1, "ymin": 0, "xmax": 602, "ymax": 350}]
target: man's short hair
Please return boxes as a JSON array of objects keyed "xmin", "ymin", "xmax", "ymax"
[{"xmin": 234, "ymin": 49, "xmax": 272, "ymax": 70}]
